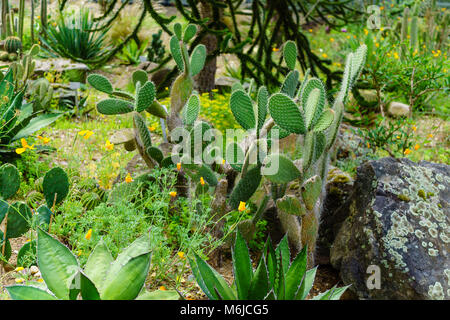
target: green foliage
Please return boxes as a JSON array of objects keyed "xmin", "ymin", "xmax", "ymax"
[
  {"xmin": 117, "ymin": 38, "xmax": 149, "ymax": 65},
  {"xmin": 43, "ymin": 167, "xmax": 69, "ymax": 208},
  {"xmin": 190, "ymin": 232, "xmax": 348, "ymax": 300},
  {"xmin": 6, "ymin": 229, "xmax": 178, "ymax": 300},
  {"xmin": 146, "ymin": 30, "xmax": 165, "ymax": 64},
  {"xmin": 39, "ymin": 8, "xmax": 111, "ymax": 62}
]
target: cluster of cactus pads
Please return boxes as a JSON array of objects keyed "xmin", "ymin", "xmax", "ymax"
[
  {"xmin": 89, "ymin": 22, "xmax": 366, "ymax": 266},
  {"xmin": 0, "ymin": 163, "xmax": 69, "ymax": 267}
]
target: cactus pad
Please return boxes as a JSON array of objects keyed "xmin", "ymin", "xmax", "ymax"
[
  {"xmin": 313, "ymin": 108, "xmax": 334, "ymax": 132},
  {"xmin": 174, "ymin": 22, "xmax": 183, "ymax": 40},
  {"xmin": 133, "ymin": 112, "xmax": 153, "ymax": 150},
  {"xmin": 283, "ymin": 40, "xmax": 297, "ymax": 70},
  {"xmin": 268, "ymin": 93, "xmax": 306, "ymax": 134},
  {"xmin": 147, "ymin": 146, "xmax": 163, "ymax": 164},
  {"xmin": 230, "ymin": 89, "xmax": 255, "ymax": 130},
  {"xmin": 301, "ymin": 175, "xmax": 322, "ymax": 210},
  {"xmin": 170, "ymin": 35, "xmax": 184, "ymax": 72},
  {"xmin": 6, "ymin": 201, "xmax": 32, "ymax": 238},
  {"xmin": 281, "ymin": 70, "xmax": 299, "ymax": 98},
  {"xmin": 136, "ymin": 81, "xmax": 156, "ymax": 113},
  {"xmin": 132, "ymin": 70, "xmax": 148, "ymax": 88},
  {"xmin": 35, "ymin": 205, "xmax": 53, "ymax": 230},
  {"xmin": 87, "ymin": 74, "xmax": 113, "ymax": 94},
  {"xmin": 81, "ymin": 192, "xmax": 102, "ymax": 211},
  {"xmin": 301, "ymin": 78, "xmax": 326, "ymax": 130},
  {"xmin": 43, "ymin": 167, "xmax": 69, "ymax": 208},
  {"xmin": 97, "ymin": 99, "xmax": 133, "ymax": 115},
  {"xmin": 183, "ymin": 24, "xmax": 197, "ymax": 43},
  {"xmin": 190, "ymin": 44, "xmax": 207, "ymax": 77},
  {"xmin": 256, "ymin": 86, "xmax": 268, "ymax": 131},
  {"xmin": 262, "ymin": 153, "xmax": 301, "ymax": 184},
  {"xmin": 229, "ymin": 165, "xmax": 262, "ymax": 209},
  {"xmin": 0, "ymin": 230, "xmax": 11, "ymax": 261},
  {"xmin": 182, "ymin": 93, "xmax": 201, "ymax": 126},
  {"xmin": 276, "ymin": 194, "xmax": 306, "ymax": 216},
  {"xmin": 0, "ymin": 163, "xmax": 20, "ymax": 200}
]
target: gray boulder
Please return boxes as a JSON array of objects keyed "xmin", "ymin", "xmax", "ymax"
[{"xmin": 330, "ymin": 157, "xmax": 449, "ymax": 300}]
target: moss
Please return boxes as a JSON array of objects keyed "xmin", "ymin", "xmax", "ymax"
[
  {"xmin": 417, "ymin": 189, "xmax": 426, "ymax": 200},
  {"xmin": 397, "ymin": 194, "xmax": 411, "ymax": 202}
]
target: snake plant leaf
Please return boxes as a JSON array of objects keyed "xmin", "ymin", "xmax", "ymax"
[
  {"xmin": 285, "ymin": 245, "xmax": 307, "ymax": 299},
  {"xmin": 190, "ymin": 44, "xmax": 206, "ymax": 77},
  {"xmin": 268, "ymin": 93, "xmax": 306, "ymax": 134},
  {"xmin": 137, "ymin": 289, "xmax": 180, "ymax": 300},
  {"xmin": 87, "ymin": 74, "xmax": 113, "ymax": 94},
  {"xmin": 97, "ymin": 99, "xmax": 133, "ymax": 115},
  {"xmin": 37, "ymin": 228, "xmax": 79, "ymax": 300},
  {"xmin": 283, "ymin": 40, "xmax": 297, "ymax": 70},
  {"xmin": 136, "ymin": 81, "xmax": 155, "ymax": 113},
  {"xmin": 230, "ymin": 89, "xmax": 255, "ymax": 130},
  {"xmin": 248, "ymin": 253, "xmax": 270, "ymax": 299},
  {"xmin": 295, "ymin": 267, "xmax": 317, "ymax": 300}
]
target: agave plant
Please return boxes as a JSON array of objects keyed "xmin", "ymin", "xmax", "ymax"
[
  {"xmin": 190, "ymin": 231, "xmax": 349, "ymax": 300},
  {"xmin": 39, "ymin": 8, "xmax": 111, "ymax": 62},
  {"xmin": 6, "ymin": 229, "xmax": 179, "ymax": 300}
]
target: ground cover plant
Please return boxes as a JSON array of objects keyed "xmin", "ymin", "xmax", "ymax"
[{"xmin": 0, "ymin": 0, "xmax": 448, "ymax": 303}]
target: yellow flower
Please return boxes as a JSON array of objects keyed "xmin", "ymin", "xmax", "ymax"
[
  {"xmin": 442, "ymin": 8, "xmax": 446, "ymax": 12},
  {"xmin": 396, "ymin": 135, "xmax": 401, "ymax": 139},
  {"xmin": 222, "ymin": 159, "xmax": 226, "ymax": 165},
  {"xmin": 428, "ymin": 134, "xmax": 434, "ymax": 138},
  {"xmin": 364, "ymin": 29, "xmax": 369, "ymax": 35},
  {"xmin": 85, "ymin": 229, "xmax": 92, "ymax": 240},
  {"xmin": 79, "ymin": 130, "xmax": 93, "ymax": 139},
  {"xmin": 15, "ymin": 267, "xmax": 24, "ymax": 272},
  {"xmin": 412, "ymin": 126, "xmax": 417, "ymax": 132},
  {"xmin": 176, "ymin": 162, "xmax": 181, "ymax": 171},
  {"xmin": 346, "ymin": 35, "xmax": 351, "ymax": 39},
  {"xmin": 16, "ymin": 138, "xmax": 35, "ymax": 154},
  {"xmin": 414, "ymin": 144, "xmax": 420, "ymax": 150},
  {"xmin": 200, "ymin": 177, "xmax": 205, "ymax": 186},
  {"xmin": 77, "ymin": 250, "xmax": 83, "ymax": 256},
  {"xmin": 380, "ymin": 6, "xmax": 384, "ymax": 10},
  {"xmin": 37, "ymin": 135, "xmax": 50, "ymax": 144},
  {"xmin": 375, "ymin": 42, "xmax": 379, "ymax": 48},
  {"xmin": 366, "ymin": 142, "xmax": 371, "ymax": 148},
  {"xmin": 177, "ymin": 252, "xmax": 185, "ymax": 259},
  {"xmin": 170, "ymin": 191, "xmax": 177, "ymax": 198},
  {"xmin": 272, "ymin": 47, "xmax": 279, "ymax": 52},
  {"xmin": 15, "ymin": 278, "xmax": 25, "ymax": 283},
  {"xmin": 394, "ymin": 52, "xmax": 399, "ymax": 59},
  {"xmin": 159, "ymin": 286, "xmax": 167, "ymax": 291},
  {"xmin": 149, "ymin": 126, "xmax": 156, "ymax": 132},
  {"xmin": 37, "ymin": 279, "xmax": 44, "ymax": 283},
  {"xmin": 404, "ymin": 149, "xmax": 412, "ymax": 155},
  {"xmin": 308, "ymin": 29, "xmax": 313, "ymax": 33},
  {"xmin": 125, "ymin": 173, "xmax": 133, "ymax": 183},
  {"xmin": 330, "ymin": 38, "xmax": 334, "ymax": 42},
  {"xmin": 105, "ymin": 140, "xmax": 114, "ymax": 151},
  {"xmin": 238, "ymin": 201, "xmax": 246, "ymax": 212},
  {"xmin": 322, "ymin": 53, "xmax": 328, "ymax": 59}
]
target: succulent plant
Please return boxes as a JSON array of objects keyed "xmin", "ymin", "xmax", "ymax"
[
  {"xmin": 6, "ymin": 230, "xmax": 179, "ymax": 300},
  {"xmin": 4, "ymin": 36, "xmax": 22, "ymax": 54}
]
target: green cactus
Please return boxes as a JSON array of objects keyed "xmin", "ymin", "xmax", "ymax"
[
  {"xmin": 262, "ymin": 154, "xmax": 301, "ymax": 184},
  {"xmin": 230, "ymin": 89, "xmax": 255, "ymax": 130},
  {"xmin": 0, "ymin": 163, "xmax": 20, "ymax": 200},
  {"xmin": 26, "ymin": 190, "xmax": 43, "ymax": 208},
  {"xmin": 43, "ymin": 167, "xmax": 69, "ymax": 208},
  {"xmin": 0, "ymin": 230, "xmax": 11, "ymax": 261},
  {"xmin": 229, "ymin": 165, "xmax": 262, "ymax": 210},
  {"xmin": 5, "ymin": 201, "xmax": 32, "ymax": 238},
  {"xmin": 182, "ymin": 92, "xmax": 200, "ymax": 127},
  {"xmin": 283, "ymin": 40, "xmax": 297, "ymax": 70},
  {"xmin": 87, "ymin": 74, "xmax": 113, "ymax": 94},
  {"xmin": 268, "ymin": 93, "xmax": 306, "ymax": 134},
  {"xmin": 81, "ymin": 192, "xmax": 102, "ymax": 211},
  {"xmin": 5, "ymin": 36, "xmax": 22, "ymax": 54}
]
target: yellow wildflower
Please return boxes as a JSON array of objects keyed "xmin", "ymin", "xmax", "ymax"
[
  {"xmin": 412, "ymin": 126, "xmax": 417, "ymax": 132},
  {"xmin": 404, "ymin": 149, "xmax": 412, "ymax": 155},
  {"xmin": 176, "ymin": 163, "xmax": 181, "ymax": 171},
  {"xmin": 170, "ymin": 191, "xmax": 177, "ymax": 198},
  {"xmin": 159, "ymin": 286, "xmax": 167, "ymax": 291},
  {"xmin": 85, "ymin": 229, "xmax": 92, "ymax": 240},
  {"xmin": 367, "ymin": 142, "xmax": 371, "ymax": 148},
  {"xmin": 238, "ymin": 201, "xmax": 246, "ymax": 212},
  {"xmin": 37, "ymin": 135, "xmax": 50, "ymax": 144},
  {"xmin": 272, "ymin": 47, "xmax": 279, "ymax": 52},
  {"xmin": 428, "ymin": 134, "xmax": 433, "ymax": 138},
  {"xmin": 330, "ymin": 38, "xmax": 334, "ymax": 42},
  {"xmin": 15, "ymin": 278, "xmax": 24, "ymax": 283},
  {"xmin": 105, "ymin": 140, "xmax": 114, "ymax": 151},
  {"xmin": 16, "ymin": 138, "xmax": 35, "ymax": 154},
  {"xmin": 200, "ymin": 177, "xmax": 205, "ymax": 186},
  {"xmin": 37, "ymin": 279, "xmax": 44, "ymax": 283},
  {"xmin": 125, "ymin": 173, "xmax": 133, "ymax": 183},
  {"xmin": 177, "ymin": 252, "xmax": 185, "ymax": 259},
  {"xmin": 79, "ymin": 130, "xmax": 94, "ymax": 139},
  {"xmin": 322, "ymin": 53, "xmax": 328, "ymax": 59},
  {"xmin": 15, "ymin": 267, "xmax": 24, "ymax": 272},
  {"xmin": 414, "ymin": 144, "xmax": 420, "ymax": 150},
  {"xmin": 364, "ymin": 29, "xmax": 369, "ymax": 35}
]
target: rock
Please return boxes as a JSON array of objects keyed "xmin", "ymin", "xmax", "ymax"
[
  {"xmin": 388, "ymin": 102, "xmax": 410, "ymax": 117},
  {"xmin": 34, "ymin": 58, "xmax": 89, "ymax": 82},
  {"xmin": 30, "ymin": 266, "xmax": 39, "ymax": 275},
  {"xmin": 316, "ymin": 166, "xmax": 354, "ymax": 265},
  {"xmin": 330, "ymin": 157, "xmax": 449, "ymax": 300},
  {"xmin": 358, "ymin": 89, "xmax": 378, "ymax": 102}
]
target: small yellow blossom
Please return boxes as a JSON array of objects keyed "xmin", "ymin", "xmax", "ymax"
[
  {"xmin": 79, "ymin": 130, "xmax": 94, "ymax": 139},
  {"xmin": 125, "ymin": 173, "xmax": 133, "ymax": 183},
  {"xmin": 15, "ymin": 267, "xmax": 24, "ymax": 272},
  {"xmin": 15, "ymin": 278, "xmax": 25, "ymax": 283},
  {"xmin": 222, "ymin": 159, "xmax": 226, "ymax": 165},
  {"xmin": 170, "ymin": 191, "xmax": 177, "ymax": 198},
  {"xmin": 380, "ymin": 6, "xmax": 384, "ymax": 10},
  {"xmin": 105, "ymin": 140, "xmax": 114, "ymax": 151},
  {"xmin": 85, "ymin": 229, "xmax": 92, "ymax": 240},
  {"xmin": 177, "ymin": 252, "xmax": 185, "ymax": 259},
  {"xmin": 149, "ymin": 126, "xmax": 156, "ymax": 132},
  {"xmin": 367, "ymin": 142, "xmax": 371, "ymax": 148},
  {"xmin": 394, "ymin": 52, "xmax": 399, "ymax": 59},
  {"xmin": 238, "ymin": 201, "xmax": 246, "ymax": 212},
  {"xmin": 322, "ymin": 53, "xmax": 328, "ymax": 59},
  {"xmin": 176, "ymin": 163, "xmax": 181, "ymax": 171},
  {"xmin": 200, "ymin": 177, "xmax": 205, "ymax": 186},
  {"xmin": 309, "ymin": 29, "xmax": 313, "ymax": 33},
  {"xmin": 404, "ymin": 149, "xmax": 412, "ymax": 155},
  {"xmin": 364, "ymin": 29, "xmax": 369, "ymax": 35},
  {"xmin": 112, "ymin": 162, "xmax": 120, "ymax": 169},
  {"xmin": 375, "ymin": 42, "xmax": 379, "ymax": 48},
  {"xmin": 330, "ymin": 38, "xmax": 334, "ymax": 42},
  {"xmin": 37, "ymin": 279, "xmax": 44, "ymax": 283},
  {"xmin": 428, "ymin": 134, "xmax": 433, "ymax": 138},
  {"xmin": 159, "ymin": 286, "xmax": 167, "ymax": 291},
  {"xmin": 412, "ymin": 126, "xmax": 417, "ymax": 132},
  {"xmin": 272, "ymin": 47, "xmax": 279, "ymax": 52},
  {"xmin": 37, "ymin": 135, "xmax": 50, "ymax": 144},
  {"xmin": 414, "ymin": 144, "xmax": 420, "ymax": 150},
  {"xmin": 16, "ymin": 138, "xmax": 35, "ymax": 154}
]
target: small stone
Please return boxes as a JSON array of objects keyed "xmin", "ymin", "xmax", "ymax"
[
  {"xmin": 388, "ymin": 102, "xmax": 410, "ymax": 117},
  {"xmin": 30, "ymin": 266, "xmax": 39, "ymax": 275},
  {"xmin": 34, "ymin": 271, "xmax": 41, "ymax": 278}
]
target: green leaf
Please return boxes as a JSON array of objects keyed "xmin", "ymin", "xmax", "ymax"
[
  {"xmin": 12, "ymin": 113, "xmax": 62, "ymax": 141},
  {"xmin": 230, "ymin": 89, "xmax": 255, "ymax": 130},
  {"xmin": 84, "ymin": 239, "xmax": 113, "ymax": 290},
  {"xmin": 137, "ymin": 289, "xmax": 180, "ymax": 300},
  {"xmin": 6, "ymin": 285, "xmax": 57, "ymax": 300},
  {"xmin": 268, "ymin": 93, "xmax": 306, "ymax": 134},
  {"xmin": 285, "ymin": 245, "xmax": 307, "ymax": 299},
  {"xmin": 37, "ymin": 228, "xmax": 79, "ymax": 300},
  {"xmin": 136, "ymin": 81, "xmax": 155, "ymax": 113},
  {"xmin": 295, "ymin": 267, "xmax": 317, "ymax": 300},
  {"xmin": 174, "ymin": 22, "xmax": 183, "ymax": 40},
  {"xmin": 5, "ymin": 202, "xmax": 32, "ymax": 238},
  {"xmin": 80, "ymin": 271, "xmax": 101, "ymax": 300},
  {"xmin": 248, "ymin": 254, "xmax": 269, "ymax": 299},
  {"xmin": 275, "ymin": 235, "xmax": 290, "ymax": 275},
  {"xmin": 283, "ymin": 40, "xmax": 297, "ymax": 70},
  {"xmin": 101, "ymin": 253, "xmax": 151, "ymax": 300},
  {"xmin": 232, "ymin": 231, "xmax": 253, "ymax": 299}
]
